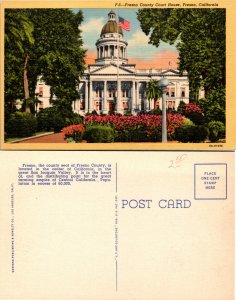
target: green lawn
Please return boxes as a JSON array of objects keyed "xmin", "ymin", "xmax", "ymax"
[{"xmin": 5, "ymin": 131, "xmax": 51, "ymax": 143}]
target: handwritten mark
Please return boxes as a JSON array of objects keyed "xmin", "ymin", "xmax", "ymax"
[{"xmin": 169, "ymin": 154, "xmax": 187, "ymax": 169}]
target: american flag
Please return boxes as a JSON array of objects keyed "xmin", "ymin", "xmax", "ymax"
[{"xmin": 118, "ymin": 16, "xmax": 130, "ymax": 31}]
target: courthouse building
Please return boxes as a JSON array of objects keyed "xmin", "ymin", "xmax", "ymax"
[{"xmin": 36, "ymin": 10, "xmax": 191, "ymax": 115}]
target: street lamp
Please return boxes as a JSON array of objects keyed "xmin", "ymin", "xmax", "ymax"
[{"xmin": 159, "ymin": 77, "xmax": 169, "ymax": 143}]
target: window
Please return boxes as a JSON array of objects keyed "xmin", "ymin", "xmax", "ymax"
[
  {"xmin": 95, "ymin": 101, "xmax": 102, "ymax": 111},
  {"xmin": 95, "ymin": 101, "xmax": 99, "ymax": 111},
  {"xmin": 181, "ymin": 88, "xmax": 186, "ymax": 97},
  {"xmin": 122, "ymin": 90, "xmax": 128, "ymax": 98},
  {"xmin": 170, "ymin": 88, "xmax": 175, "ymax": 97},
  {"xmin": 167, "ymin": 101, "xmax": 175, "ymax": 109},
  {"xmin": 123, "ymin": 102, "xmax": 129, "ymax": 110},
  {"xmin": 109, "ymin": 90, "xmax": 115, "ymax": 98},
  {"xmin": 96, "ymin": 89, "xmax": 102, "ymax": 98},
  {"xmin": 154, "ymin": 100, "xmax": 160, "ymax": 109},
  {"xmin": 111, "ymin": 47, "xmax": 114, "ymax": 56},
  {"xmin": 80, "ymin": 99, "xmax": 85, "ymax": 109},
  {"xmin": 38, "ymin": 87, "xmax": 43, "ymax": 97}
]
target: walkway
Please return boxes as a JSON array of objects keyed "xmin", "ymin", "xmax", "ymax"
[{"xmin": 15, "ymin": 132, "xmax": 66, "ymax": 143}]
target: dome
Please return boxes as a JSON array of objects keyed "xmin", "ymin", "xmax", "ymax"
[
  {"xmin": 100, "ymin": 11, "xmax": 123, "ymax": 36},
  {"xmin": 101, "ymin": 21, "xmax": 123, "ymax": 36}
]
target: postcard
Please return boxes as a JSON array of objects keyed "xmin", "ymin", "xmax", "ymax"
[
  {"xmin": 0, "ymin": 0, "xmax": 236, "ymax": 150},
  {"xmin": 0, "ymin": 151, "xmax": 234, "ymax": 299}
]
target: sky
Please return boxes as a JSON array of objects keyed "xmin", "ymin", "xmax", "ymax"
[{"xmin": 73, "ymin": 8, "xmax": 179, "ymax": 69}]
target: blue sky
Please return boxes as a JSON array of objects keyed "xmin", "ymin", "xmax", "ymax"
[{"xmin": 73, "ymin": 8, "xmax": 179, "ymax": 68}]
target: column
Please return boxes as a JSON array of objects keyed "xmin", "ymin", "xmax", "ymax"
[
  {"xmin": 132, "ymin": 80, "xmax": 136, "ymax": 113},
  {"xmin": 136, "ymin": 81, "xmax": 139, "ymax": 112},
  {"xmin": 103, "ymin": 81, "xmax": 107, "ymax": 113},
  {"xmin": 89, "ymin": 81, "xmax": 93, "ymax": 112},
  {"xmin": 175, "ymin": 82, "xmax": 179, "ymax": 110},
  {"xmin": 117, "ymin": 80, "xmax": 121, "ymax": 113},
  {"xmin": 150, "ymin": 98, "xmax": 154, "ymax": 110},
  {"xmin": 78, "ymin": 99, "xmax": 80, "ymax": 114},
  {"xmin": 85, "ymin": 81, "xmax": 88, "ymax": 113},
  {"xmin": 109, "ymin": 45, "xmax": 111, "ymax": 58},
  {"xmin": 74, "ymin": 99, "xmax": 77, "ymax": 113}
]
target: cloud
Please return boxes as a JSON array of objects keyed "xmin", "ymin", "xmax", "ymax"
[
  {"xmin": 128, "ymin": 50, "xmax": 179, "ymax": 69},
  {"xmin": 85, "ymin": 51, "xmax": 96, "ymax": 65},
  {"xmin": 81, "ymin": 17, "xmax": 105, "ymax": 34},
  {"xmin": 128, "ymin": 30, "xmax": 150, "ymax": 48},
  {"xmin": 85, "ymin": 49, "xmax": 179, "ymax": 69}
]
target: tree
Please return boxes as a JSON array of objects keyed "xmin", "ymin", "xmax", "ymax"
[
  {"xmin": 5, "ymin": 10, "xmax": 35, "ymax": 113},
  {"xmin": 26, "ymin": 9, "xmax": 86, "ymax": 107},
  {"xmin": 146, "ymin": 80, "xmax": 162, "ymax": 109},
  {"xmin": 4, "ymin": 9, "xmax": 86, "ymax": 115},
  {"xmin": 137, "ymin": 9, "xmax": 226, "ymax": 101}
]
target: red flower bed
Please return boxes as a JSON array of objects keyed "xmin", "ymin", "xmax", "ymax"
[
  {"xmin": 84, "ymin": 114, "xmax": 185, "ymax": 138},
  {"xmin": 183, "ymin": 103, "xmax": 202, "ymax": 114},
  {"xmin": 62, "ymin": 124, "xmax": 85, "ymax": 142}
]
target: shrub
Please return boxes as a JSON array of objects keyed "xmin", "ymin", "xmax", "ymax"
[
  {"xmin": 37, "ymin": 107, "xmax": 81, "ymax": 133},
  {"xmin": 148, "ymin": 126, "xmax": 162, "ymax": 142},
  {"xmin": 6, "ymin": 112, "xmax": 37, "ymax": 138},
  {"xmin": 175, "ymin": 125, "xmax": 209, "ymax": 143},
  {"xmin": 167, "ymin": 108, "xmax": 177, "ymax": 114},
  {"xmin": 185, "ymin": 112, "xmax": 204, "ymax": 125},
  {"xmin": 198, "ymin": 86, "xmax": 225, "ymax": 124},
  {"xmin": 197, "ymin": 125, "xmax": 210, "ymax": 142},
  {"xmin": 83, "ymin": 125, "xmax": 115, "ymax": 143},
  {"xmin": 208, "ymin": 121, "xmax": 225, "ymax": 142},
  {"xmin": 182, "ymin": 118, "xmax": 194, "ymax": 126},
  {"xmin": 183, "ymin": 103, "xmax": 202, "ymax": 114},
  {"xmin": 114, "ymin": 126, "xmax": 162, "ymax": 142},
  {"xmin": 147, "ymin": 109, "xmax": 162, "ymax": 115},
  {"xmin": 37, "ymin": 107, "xmax": 66, "ymax": 132},
  {"xmin": 124, "ymin": 110, "xmax": 132, "ymax": 116},
  {"xmin": 177, "ymin": 100, "xmax": 186, "ymax": 114},
  {"xmin": 65, "ymin": 114, "xmax": 83, "ymax": 127},
  {"xmin": 179, "ymin": 102, "xmax": 204, "ymax": 125},
  {"xmin": 62, "ymin": 124, "xmax": 85, "ymax": 143}
]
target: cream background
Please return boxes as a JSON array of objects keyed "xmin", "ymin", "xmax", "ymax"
[{"xmin": 0, "ymin": 151, "xmax": 234, "ymax": 300}]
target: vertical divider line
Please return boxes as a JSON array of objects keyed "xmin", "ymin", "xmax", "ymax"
[
  {"xmin": 116, "ymin": 260, "xmax": 118, "ymax": 291},
  {"xmin": 115, "ymin": 162, "xmax": 118, "ymax": 291},
  {"xmin": 116, "ymin": 162, "xmax": 118, "ymax": 194}
]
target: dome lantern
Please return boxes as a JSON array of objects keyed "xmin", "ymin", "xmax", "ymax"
[
  {"xmin": 108, "ymin": 10, "xmax": 116, "ymax": 21},
  {"xmin": 100, "ymin": 10, "xmax": 123, "ymax": 37}
]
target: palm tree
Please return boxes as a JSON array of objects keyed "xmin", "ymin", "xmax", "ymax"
[
  {"xmin": 5, "ymin": 10, "xmax": 34, "ymax": 111},
  {"xmin": 146, "ymin": 80, "xmax": 162, "ymax": 110}
]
